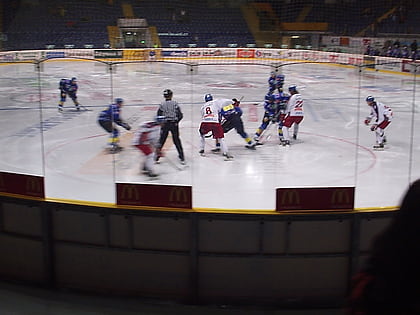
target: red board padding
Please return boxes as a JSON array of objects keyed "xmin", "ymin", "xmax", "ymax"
[
  {"xmin": 276, "ymin": 187, "xmax": 354, "ymax": 211},
  {"xmin": 0, "ymin": 171, "xmax": 45, "ymax": 199},
  {"xmin": 117, "ymin": 183, "xmax": 192, "ymax": 209}
]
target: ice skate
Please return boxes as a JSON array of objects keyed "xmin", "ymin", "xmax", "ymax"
[
  {"xmin": 180, "ymin": 158, "xmax": 186, "ymax": 165},
  {"xmin": 281, "ymin": 140, "xmax": 290, "ymax": 147},
  {"xmin": 147, "ymin": 171, "xmax": 159, "ymax": 178},
  {"xmin": 141, "ymin": 165, "xmax": 149, "ymax": 174},
  {"xmin": 58, "ymin": 105, "xmax": 63, "ymax": 112},
  {"xmin": 75, "ymin": 104, "xmax": 80, "ymax": 111},
  {"xmin": 383, "ymin": 136, "xmax": 387, "ymax": 144},
  {"xmin": 245, "ymin": 143, "xmax": 256, "ymax": 150},
  {"xmin": 199, "ymin": 149, "xmax": 205, "ymax": 156},
  {"xmin": 223, "ymin": 153, "xmax": 234, "ymax": 161},
  {"xmin": 109, "ymin": 144, "xmax": 123, "ymax": 154},
  {"xmin": 293, "ymin": 134, "xmax": 297, "ymax": 140},
  {"xmin": 254, "ymin": 136, "xmax": 263, "ymax": 145},
  {"xmin": 373, "ymin": 143, "xmax": 384, "ymax": 150},
  {"xmin": 211, "ymin": 147, "xmax": 221, "ymax": 153}
]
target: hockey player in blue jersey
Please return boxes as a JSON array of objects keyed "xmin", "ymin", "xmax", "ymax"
[
  {"xmin": 58, "ymin": 77, "xmax": 80, "ymax": 111},
  {"xmin": 97, "ymin": 98, "xmax": 131, "ymax": 153},
  {"xmin": 253, "ymin": 93, "xmax": 279, "ymax": 144},
  {"xmin": 212, "ymin": 98, "xmax": 256, "ymax": 152},
  {"xmin": 268, "ymin": 72, "xmax": 285, "ymax": 94}
]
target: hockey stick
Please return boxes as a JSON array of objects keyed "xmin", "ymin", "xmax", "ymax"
[
  {"xmin": 258, "ymin": 121, "xmax": 276, "ymax": 144},
  {"xmin": 79, "ymin": 105, "xmax": 92, "ymax": 111}
]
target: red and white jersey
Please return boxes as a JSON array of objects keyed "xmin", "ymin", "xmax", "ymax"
[
  {"xmin": 367, "ymin": 101, "xmax": 393, "ymax": 125},
  {"xmin": 286, "ymin": 93, "xmax": 304, "ymax": 117},
  {"xmin": 131, "ymin": 121, "xmax": 161, "ymax": 147},
  {"xmin": 200, "ymin": 98, "xmax": 232, "ymax": 123}
]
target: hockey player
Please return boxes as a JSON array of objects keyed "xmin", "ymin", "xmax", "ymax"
[
  {"xmin": 275, "ymin": 91, "xmax": 290, "ymax": 142},
  {"xmin": 268, "ymin": 71, "xmax": 277, "ymax": 94},
  {"xmin": 268, "ymin": 71, "xmax": 285, "ymax": 94},
  {"xmin": 364, "ymin": 96, "xmax": 393, "ymax": 150},
  {"xmin": 58, "ymin": 77, "xmax": 80, "ymax": 111},
  {"xmin": 281, "ymin": 85, "xmax": 304, "ymax": 146},
  {"xmin": 253, "ymin": 93, "xmax": 280, "ymax": 145},
  {"xmin": 155, "ymin": 89, "xmax": 185, "ymax": 164},
  {"xmin": 132, "ymin": 116, "xmax": 165, "ymax": 177},
  {"xmin": 199, "ymin": 94, "xmax": 233, "ymax": 160},
  {"xmin": 97, "ymin": 98, "xmax": 131, "ymax": 153},
  {"xmin": 212, "ymin": 98, "xmax": 256, "ymax": 152}
]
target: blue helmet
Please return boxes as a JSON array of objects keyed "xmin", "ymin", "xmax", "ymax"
[
  {"xmin": 204, "ymin": 94, "xmax": 213, "ymax": 102},
  {"xmin": 366, "ymin": 96, "xmax": 375, "ymax": 102},
  {"xmin": 288, "ymin": 85, "xmax": 297, "ymax": 92},
  {"xmin": 276, "ymin": 74, "xmax": 285, "ymax": 82},
  {"xmin": 265, "ymin": 93, "xmax": 275, "ymax": 102},
  {"xmin": 115, "ymin": 98, "xmax": 124, "ymax": 104}
]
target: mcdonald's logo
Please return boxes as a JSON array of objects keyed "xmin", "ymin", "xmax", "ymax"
[
  {"xmin": 25, "ymin": 177, "xmax": 42, "ymax": 194},
  {"xmin": 330, "ymin": 188, "xmax": 354, "ymax": 209},
  {"xmin": 169, "ymin": 186, "xmax": 189, "ymax": 203},
  {"xmin": 280, "ymin": 189, "xmax": 300, "ymax": 206},
  {"xmin": 120, "ymin": 185, "xmax": 140, "ymax": 201},
  {"xmin": 331, "ymin": 189, "xmax": 350, "ymax": 204}
]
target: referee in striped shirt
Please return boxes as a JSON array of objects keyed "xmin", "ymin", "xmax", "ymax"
[{"xmin": 155, "ymin": 89, "xmax": 185, "ymax": 164}]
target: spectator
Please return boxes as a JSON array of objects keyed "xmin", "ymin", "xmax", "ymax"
[
  {"xmin": 347, "ymin": 179, "xmax": 420, "ymax": 315},
  {"xmin": 410, "ymin": 39, "xmax": 418, "ymax": 60}
]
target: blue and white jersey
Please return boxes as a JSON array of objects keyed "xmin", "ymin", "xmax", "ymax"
[{"xmin": 98, "ymin": 103, "xmax": 121, "ymax": 123}]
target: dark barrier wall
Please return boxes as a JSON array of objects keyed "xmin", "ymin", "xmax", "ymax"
[{"xmin": 0, "ymin": 195, "xmax": 395, "ymax": 307}]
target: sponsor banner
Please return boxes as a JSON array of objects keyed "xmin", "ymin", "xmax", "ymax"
[
  {"xmin": 94, "ymin": 49, "xmax": 123, "ymax": 59},
  {"xmin": 347, "ymin": 55, "xmax": 364, "ymax": 65},
  {"xmin": 401, "ymin": 59, "xmax": 420, "ymax": 73},
  {"xmin": 45, "ymin": 51, "xmax": 65, "ymax": 59},
  {"xmin": 65, "ymin": 49, "xmax": 94, "ymax": 59},
  {"xmin": 188, "ymin": 50, "xmax": 202, "ymax": 57},
  {"xmin": 276, "ymin": 187, "xmax": 354, "ymax": 211},
  {"xmin": 255, "ymin": 49, "xmax": 275, "ymax": 59},
  {"xmin": 301, "ymin": 51, "xmax": 322, "ymax": 61},
  {"xmin": 15, "ymin": 51, "xmax": 43, "ymax": 61},
  {"xmin": 363, "ymin": 56, "xmax": 376, "ymax": 69},
  {"xmin": 117, "ymin": 183, "xmax": 192, "ymax": 209},
  {"xmin": 0, "ymin": 52, "xmax": 16, "ymax": 62},
  {"xmin": 0, "ymin": 171, "xmax": 45, "ymax": 199},
  {"xmin": 123, "ymin": 49, "xmax": 147, "ymax": 60},
  {"xmin": 203, "ymin": 49, "xmax": 236, "ymax": 57},
  {"xmin": 162, "ymin": 50, "xmax": 188, "ymax": 57},
  {"xmin": 237, "ymin": 49, "xmax": 255, "ymax": 58}
]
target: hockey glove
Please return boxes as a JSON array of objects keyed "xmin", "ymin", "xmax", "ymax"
[
  {"xmin": 370, "ymin": 124, "xmax": 377, "ymax": 131},
  {"xmin": 364, "ymin": 119, "xmax": 371, "ymax": 125}
]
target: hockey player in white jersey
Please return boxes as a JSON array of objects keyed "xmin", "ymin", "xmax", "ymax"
[
  {"xmin": 364, "ymin": 96, "xmax": 393, "ymax": 150},
  {"xmin": 132, "ymin": 116, "xmax": 165, "ymax": 177},
  {"xmin": 199, "ymin": 94, "xmax": 233, "ymax": 160},
  {"xmin": 281, "ymin": 85, "xmax": 304, "ymax": 146}
]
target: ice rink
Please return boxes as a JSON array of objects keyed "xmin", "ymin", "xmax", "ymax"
[{"xmin": 1, "ymin": 59, "xmax": 419, "ymax": 210}]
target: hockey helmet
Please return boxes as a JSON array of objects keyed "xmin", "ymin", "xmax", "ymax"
[
  {"xmin": 265, "ymin": 93, "xmax": 275, "ymax": 102},
  {"xmin": 366, "ymin": 96, "xmax": 375, "ymax": 102},
  {"xmin": 276, "ymin": 74, "xmax": 285, "ymax": 82},
  {"xmin": 71, "ymin": 77, "xmax": 77, "ymax": 82},
  {"xmin": 204, "ymin": 93, "xmax": 213, "ymax": 102},
  {"xmin": 288, "ymin": 85, "xmax": 297, "ymax": 92},
  {"xmin": 115, "ymin": 98, "xmax": 124, "ymax": 104},
  {"xmin": 163, "ymin": 89, "xmax": 173, "ymax": 97}
]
